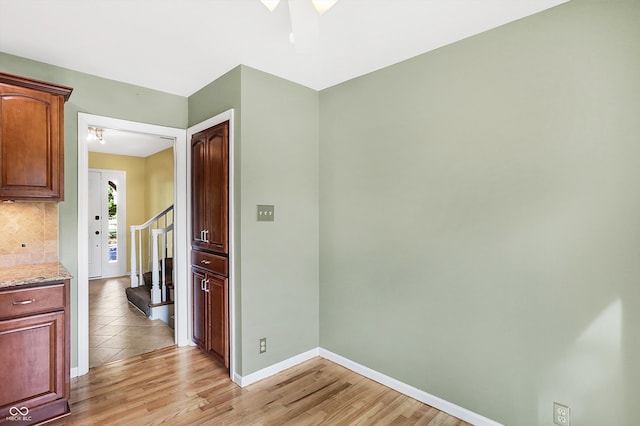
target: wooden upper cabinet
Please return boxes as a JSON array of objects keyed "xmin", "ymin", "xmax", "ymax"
[
  {"xmin": 0, "ymin": 73, "xmax": 73, "ymax": 201},
  {"xmin": 191, "ymin": 121, "xmax": 229, "ymax": 254}
]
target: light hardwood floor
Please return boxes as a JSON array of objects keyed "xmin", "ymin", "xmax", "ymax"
[{"xmin": 52, "ymin": 346, "xmax": 470, "ymax": 425}]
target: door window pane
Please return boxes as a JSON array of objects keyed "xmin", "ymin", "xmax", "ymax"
[{"xmin": 108, "ymin": 180, "xmax": 118, "ymax": 262}]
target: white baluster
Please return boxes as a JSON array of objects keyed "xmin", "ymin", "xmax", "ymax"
[
  {"xmin": 130, "ymin": 226, "xmax": 138, "ymax": 288},
  {"xmin": 161, "ymin": 232, "xmax": 167, "ymax": 303},
  {"xmin": 138, "ymin": 230, "xmax": 143, "ymax": 287},
  {"xmin": 151, "ymin": 229, "xmax": 161, "ymax": 304}
]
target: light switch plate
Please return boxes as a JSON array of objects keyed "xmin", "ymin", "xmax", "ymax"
[{"xmin": 257, "ymin": 205, "xmax": 275, "ymax": 222}]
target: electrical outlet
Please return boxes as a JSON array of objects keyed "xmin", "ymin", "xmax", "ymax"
[
  {"xmin": 553, "ymin": 402, "xmax": 570, "ymax": 426},
  {"xmin": 259, "ymin": 337, "xmax": 267, "ymax": 354}
]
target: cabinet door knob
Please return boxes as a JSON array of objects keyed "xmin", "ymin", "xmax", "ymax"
[{"xmin": 12, "ymin": 298, "xmax": 35, "ymax": 305}]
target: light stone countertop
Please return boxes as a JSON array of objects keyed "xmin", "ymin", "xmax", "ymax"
[{"xmin": 0, "ymin": 262, "xmax": 72, "ymax": 289}]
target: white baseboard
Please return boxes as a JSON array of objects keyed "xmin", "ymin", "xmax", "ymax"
[
  {"xmin": 234, "ymin": 347, "xmax": 320, "ymax": 387},
  {"xmin": 319, "ymin": 348, "xmax": 503, "ymax": 426},
  {"xmin": 70, "ymin": 367, "xmax": 78, "ymax": 378},
  {"xmin": 234, "ymin": 346, "xmax": 501, "ymax": 425}
]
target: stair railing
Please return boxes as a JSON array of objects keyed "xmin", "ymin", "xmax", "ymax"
[
  {"xmin": 130, "ymin": 205, "xmax": 174, "ymax": 305},
  {"xmin": 151, "ymin": 224, "xmax": 173, "ymax": 304}
]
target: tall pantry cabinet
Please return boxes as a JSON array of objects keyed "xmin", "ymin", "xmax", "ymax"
[{"xmin": 190, "ymin": 121, "xmax": 229, "ymax": 368}]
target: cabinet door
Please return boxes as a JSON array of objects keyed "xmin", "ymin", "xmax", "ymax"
[
  {"xmin": 203, "ymin": 123, "xmax": 229, "ymax": 254},
  {"xmin": 0, "ymin": 311, "xmax": 65, "ymax": 410},
  {"xmin": 191, "ymin": 132, "xmax": 209, "ymax": 250},
  {"xmin": 190, "ymin": 122, "xmax": 229, "ymax": 254},
  {"xmin": 0, "ymin": 84, "xmax": 63, "ymax": 200},
  {"xmin": 192, "ymin": 268, "xmax": 208, "ymax": 349},
  {"xmin": 207, "ymin": 273, "xmax": 229, "ymax": 368}
]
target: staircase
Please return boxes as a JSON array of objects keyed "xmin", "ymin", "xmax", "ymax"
[
  {"xmin": 126, "ymin": 205, "xmax": 174, "ymax": 327},
  {"xmin": 125, "ymin": 258, "xmax": 173, "ymax": 316}
]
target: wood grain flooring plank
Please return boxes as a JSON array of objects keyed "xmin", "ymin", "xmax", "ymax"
[{"xmin": 50, "ymin": 346, "xmax": 472, "ymax": 426}]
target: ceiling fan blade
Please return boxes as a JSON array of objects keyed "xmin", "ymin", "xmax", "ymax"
[
  {"xmin": 311, "ymin": 0, "xmax": 338, "ymax": 15},
  {"xmin": 288, "ymin": 0, "xmax": 319, "ymax": 53},
  {"xmin": 261, "ymin": 0, "xmax": 281, "ymax": 12}
]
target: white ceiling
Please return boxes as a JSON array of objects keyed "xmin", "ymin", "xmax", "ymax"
[
  {"xmin": 0, "ymin": 0, "xmax": 569, "ymax": 97},
  {"xmin": 1, "ymin": 0, "xmax": 569, "ymax": 157},
  {"xmin": 86, "ymin": 128, "xmax": 174, "ymax": 157}
]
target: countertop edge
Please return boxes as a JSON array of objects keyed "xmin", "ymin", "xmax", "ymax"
[{"xmin": 0, "ymin": 262, "xmax": 72, "ymax": 289}]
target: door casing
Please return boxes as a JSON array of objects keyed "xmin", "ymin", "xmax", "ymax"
[{"xmin": 76, "ymin": 113, "xmax": 188, "ymax": 377}]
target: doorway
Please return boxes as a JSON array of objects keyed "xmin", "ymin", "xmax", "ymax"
[
  {"xmin": 77, "ymin": 113, "xmax": 189, "ymax": 377},
  {"xmin": 87, "ymin": 136, "xmax": 173, "ymax": 369},
  {"xmin": 88, "ymin": 169, "xmax": 127, "ymax": 279}
]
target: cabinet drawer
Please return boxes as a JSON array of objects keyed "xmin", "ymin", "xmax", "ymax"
[
  {"xmin": 0, "ymin": 283, "xmax": 65, "ymax": 319},
  {"xmin": 191, "ymin": 250, "xmax": 228, "ymax": 276}
]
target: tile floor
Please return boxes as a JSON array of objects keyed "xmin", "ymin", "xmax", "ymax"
[{"xmin": 89, "ymin": 276, "xmax": 175, "ymax": 368}]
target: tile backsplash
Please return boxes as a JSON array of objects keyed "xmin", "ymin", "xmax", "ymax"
[{"xmin": 0, "ymin": 202, "xmax": 58, "ymax": 267}]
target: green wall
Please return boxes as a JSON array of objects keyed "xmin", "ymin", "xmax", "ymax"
[
  {"xmin": 0, "ymin": 52, "xmax": 188, "ymax": 368},
  {"xmin": 319, "ymin": 0, "xmax": 640, "ymax": 425},
  {"xmin": 240, "ymin": 66, "xmax": 319, "ymax": 374},
  {"xmin": 188, "ymin": 66, "xmax": 320, "ymax": 375}
]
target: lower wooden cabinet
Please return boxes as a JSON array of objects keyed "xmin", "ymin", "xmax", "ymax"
[
  {"xmin": 192, "ymin": 269, "xmax": 207, "ymax": 349},
  {"xmin": 192, "ymin": 266, "xmax": 229, "ymax": 368},
  {"xmin": 0, "ymin": 280, "xmax": 70, "ymax": 425}
]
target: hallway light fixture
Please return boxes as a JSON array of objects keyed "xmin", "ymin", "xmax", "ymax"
[
  {"xmin": 260, "ymin": 0, "xmax": 338, "ymax": 14},
  {"xmin": 87, "ymin": 126, "xmax": 105, "ymax": 144}
]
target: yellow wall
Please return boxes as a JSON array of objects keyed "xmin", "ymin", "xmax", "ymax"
[
  {"xmin": 89, "ymin": 149, "xmax": 174, "ymax": 271},
  {"xmin": 145, "ymin": 148, "xmax": 174, "ymax": 220},
  {"xmin": 145, "ymin": 148, "xmax": 175, "ymax": 257}
]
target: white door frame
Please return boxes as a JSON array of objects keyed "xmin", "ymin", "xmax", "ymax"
[
  {"xmin": 76, "ymin": 113, "xmax": 188, "ymax": 377},
  {"xmin": 186, "ymin": 109, "xmax": 236, "ymax": 382}
]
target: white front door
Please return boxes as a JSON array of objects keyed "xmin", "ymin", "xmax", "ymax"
[
  {"xmin": 88, "ymin": 171, "xmax": 102, "ymax": 278},
  {"xmin": 88, "ymin": 169, "xmax": 127, "ymax": 279}
]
